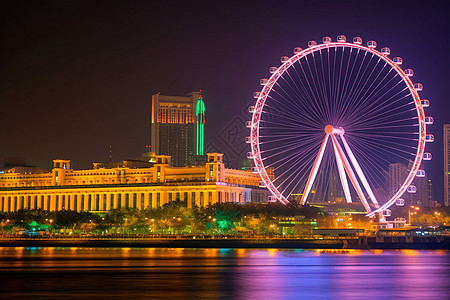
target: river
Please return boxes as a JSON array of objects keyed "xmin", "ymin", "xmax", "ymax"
[{"xmin": 0, "ymin": 247, "xmax": 448, "ymax": 299}]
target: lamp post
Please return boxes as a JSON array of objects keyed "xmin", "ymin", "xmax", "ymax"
[{"xmin": 409, "ymin": 206, "xmax": 420, "ymax": 225}]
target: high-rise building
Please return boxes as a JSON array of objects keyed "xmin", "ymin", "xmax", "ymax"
[
  {"xmin": 444, "ymin": 124, "xmax": 450, "ymax": 206},
  {"xmin": 389, "ymin": 163, "xmax": 408, "ymax": 198},
  {"xmin": 412, "ymin": 171, "xmax": 428, "ymax": 205},
  {"xmin": 389, "ymin": 162, "xmax": 431, "ymax": 206},
  {"xmin": 151, "ymin": 92, "xmax": 205, "ymax": 167}
]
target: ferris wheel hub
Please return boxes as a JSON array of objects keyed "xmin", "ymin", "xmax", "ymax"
[
  {"xmin": 333, "ymin": 126, "xmax": 345, "ymax": 135},
  {"xmin": 324, "ymin": 125, "xmax": 333, "ymax": 134},
  {"xmin": 324, "ymin": 125, "xmax": 345, "ymax": 135}
]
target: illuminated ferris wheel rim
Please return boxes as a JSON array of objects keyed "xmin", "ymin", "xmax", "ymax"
[{"xmin": 249, "ymin": 39, "xmax": 427, "ymax": 217}]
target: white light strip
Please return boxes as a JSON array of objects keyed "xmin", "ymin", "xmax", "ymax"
[
  {"xmin": 331, "ymin": 137, "xmax": 352, "ymax": 203},
  {"xmin": 340, "ymin": 134, "xmax": 380, "ymax": 208},
  {"xmin": 331, "ymin": 134, "xmax": 372, "ymax": 214},
  {"xmin": 300, "ymin": 134, "xmax": 329, "ymax": 205}
]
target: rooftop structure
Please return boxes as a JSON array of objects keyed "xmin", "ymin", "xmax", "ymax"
[{"xmin": 151, "ymin": 91, "xmax": 205, "ymax": 167}]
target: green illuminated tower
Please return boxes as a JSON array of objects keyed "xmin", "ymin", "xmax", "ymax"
[
  {"xmin": 196, "ymin": 96, "xmax": 205, "ymax": 155},
  {"xmin": 151, "ymin": 91, "xmax": 205, "ymax": 167}
]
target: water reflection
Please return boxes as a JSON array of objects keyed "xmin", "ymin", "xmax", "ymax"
[{"xmin": 0, "ymin": 247, "xmax": 448, "ymax": 299}]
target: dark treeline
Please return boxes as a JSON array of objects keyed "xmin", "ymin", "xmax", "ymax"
[{"xmin": 0, "ymin": 202, "xmax": 324, "ymax": 236}]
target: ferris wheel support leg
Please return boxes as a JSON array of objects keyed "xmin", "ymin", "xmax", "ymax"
[
  {"xmin": 330, "ymin": 135, "xmax": 373, "ymax": 214},
  {"xmin": 300, "ymin": 134, "xmax": 330, "ymax": 205},
  {"xmin": 340, "ymin": 134, "xmax": 380, "ymax": 209},
  {"xmin": 331, "ymin": 138, "xmax": 352, "ymax": 203}
]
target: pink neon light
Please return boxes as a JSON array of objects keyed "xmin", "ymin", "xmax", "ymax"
[
  {"xmin": 340, "ymin": 134, "xmax": 380, "ymax": 208},
  {"xmin": 331, "ymin": 135, "xmax": 352, "ymax": 204},
  {"xmin": 330, "ymin": 134, "xmax": 372, "ymax": 214},
  {"xmin": 250, "ymin": 41, "xmax": 426, "ymax": 215},
  {"xmin": 300, "ymin": 134, "xmax": 330, "ymax": 205}
]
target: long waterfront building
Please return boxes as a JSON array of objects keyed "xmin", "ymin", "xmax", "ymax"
[{"xmin": 0, "ymin": 153, "xmax": 271, "ymax": 212}]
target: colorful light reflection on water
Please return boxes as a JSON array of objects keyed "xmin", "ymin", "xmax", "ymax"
[{"xmin": 0, "ymin": 247, "xmax": 448, "ymax": 299}]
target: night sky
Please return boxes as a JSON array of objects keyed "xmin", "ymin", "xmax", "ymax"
[{"xmin": 1, "ymin": 0, "xmax": 449, "ymax": 202}]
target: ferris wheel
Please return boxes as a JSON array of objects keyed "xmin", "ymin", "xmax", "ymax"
[{"xmin": 246, "ymin": 35, "xmax": 433, "ymax": 218}]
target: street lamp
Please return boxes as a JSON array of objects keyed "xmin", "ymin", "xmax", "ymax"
[{"xmin": 408, "ymin": 206, "xmax": 419, "ymax": 225}]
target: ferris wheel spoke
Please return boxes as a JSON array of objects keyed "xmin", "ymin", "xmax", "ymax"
[
  {"xmin": 351, "ymin": 139, "xmax": 410, "ymax": 168},
  {"xmin": 276, "ymin": 154, "xmax": 316, "ymax": 192},
  {"xmin": 261, "ymin": 143, "xmax": 323, "ymax": 165},
  {"xmin": 350, "ymin": 123, "xmax": 418, "ymax": 131},
  {"xmin": 266, "ymin": 88, "xmax": 310, "ymax": 122},
  {"xmin": 326, "ymin": 48, "xmax": 334, "ymax": 116},
  {"xmin": 351, "ymin": 116, "xmax": 418, "ymax": 132},
  {"xmin": 259, "ymin": 128, "xmax": 320, "ymax": 136},
  {"xmin": 352, "ymin": 106, "xmax": 417, "ymax": 128},
  {"xmin": 348, "ymin": 135, "xmax": 418, "ymax": 160},
  {"xmin": 351, "ymin": 61, "xmax": 391, "ymax": 107},
  {"xmin": 267, "ymin": 85, "xmax": 324, "ymax": 126},
  {"xmin": 260, "ymin": 119, "xmax": 320, "ymax": 131},
  {"xmin": 348, "ymin": 76, "xmax": 405, "ymax": 121},
  {"xmin": 271, "ymin": 152, "xmax": 317, "ymax": 190},
  {"xmin": 351, "ymin": 98, "xmax": 416, "ymax": 126},
  {"xmin": 279, "ymin": 160, "xmax": 316, "ymax": 199},
  {"xmin": 262, "ymin": 144, "xmax": 317, "ymax": 163},
  {"xmin": 350, "ymin": 141, "xmax": 414, "ymax": 191},
  {"xmin": 319, "ymin": 48, "xmax": 332, "ymax": 117},
  {"xmin": 353, "ymin": 89, "xmax": 411, "ymax": 123},
  {"xmin": 280, "ymin": 68, "xmax": 317, "ymax": 110},
  {"xmin": 351, "ymin": 135, "xmax": 418, "ymax": 153},
  {"xmin": 290, "ymin": 63, "xmax": 327, "ymax": 121},
  {"xmin": 349, "ymin": 144, "xmax": 391, "ymax": 190},
  {"xmin": 349, "ymin": 132, "xmax": 419, "ymax": 144},
  {"xmin": 277, "ymin": 72, "xmax": 314, "ymax": 113},
  {"xmin": 312, "ymin": 50, "xmax": 332, "ymax": 122},
  {"xmin": 344, "ymin": 57, "xmax": 385, "ymax": 116},
  {"xmin": 262, "ymin": 139, "xmax": 323, "ymax": 163},
  {"xmin": 343, "ymin": 49, "xmax": 370, "ymax": 98},
  {"xmin": 339, "ymin": 48, "xmax": 362, "ymax": 115},
  {"xmin": 336, "ymin": 48, "xmax": 351, "ymax": 115},
  {"xmin": 263, "ymin": 97, "xmax": 319, "ymax": 127},
  {"xmin": 354, "ymin": 68, "xmax": 398, "ymax": 112},
  {"xmin": 332, "ymin": 47, "xmax": 345, "ymax": 116},
  {"xmin": 366, "ymin": 97, "xmax": 414, "ymax": 121},
  {"xmin": 303, "ymin": 54, "xmax": 329, "ymax": 119},
  {"xmin": 259, "ymin": 133, "xmax": 322, "ymax": 146},
  {"xmin": 295, "ymin": 58, "xmax": 328, "ymax": 119},
  {"xmin": 346, "ymin": 54, "xmax": 383, "ymax": 104},
  {"xmin": 263, "ymin": 139, "xmax": 317, "ymax": 169},
  {"xmin": 341, "ymin": 52, "xmax": 374, "ymax": 111}
]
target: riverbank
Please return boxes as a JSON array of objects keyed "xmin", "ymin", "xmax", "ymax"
[{"xmin": 1, "ymin": 236, "xmax": 449, "ymax": 249}]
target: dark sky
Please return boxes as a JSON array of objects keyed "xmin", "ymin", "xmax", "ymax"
[{"xmin": 1, "ymin": 0, "xmax": 449, "ymax": 202}]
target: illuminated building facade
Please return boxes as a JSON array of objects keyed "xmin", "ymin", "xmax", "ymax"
[
  {"xmin": 151, "ymin": 91, "xmax": 205, "ymax": 167},
  {"xmin": 0, "ymin": 153, "xmax": 271, "ymax": 212},
  {"xmin": 444, "ymin": 124, "xmax": 450, "ymax": 207}
]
